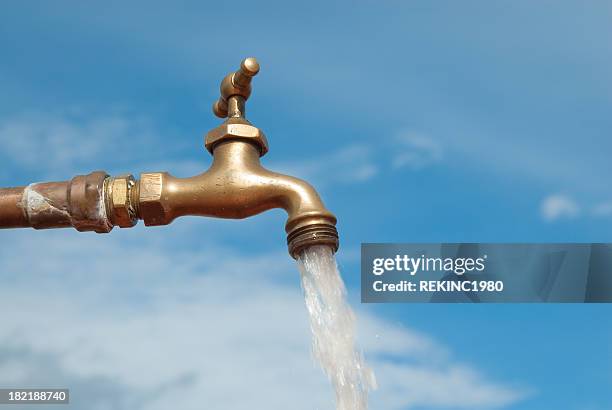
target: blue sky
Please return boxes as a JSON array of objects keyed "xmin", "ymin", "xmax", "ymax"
[{"xmin": 1, "ymin": 1, "xmax": 611, "ymax": 409}]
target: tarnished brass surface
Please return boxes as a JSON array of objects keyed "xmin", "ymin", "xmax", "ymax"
[
  {"xmin": 133, "ymin": 140, "xmax": 338, "ymax": 256},
  {"xmin": 213, "ymin": 57, "xmax": 260, "ymax": 118},
  {"xmin": 105, "ymin": 175, "xmax": 138, "ymax": 228},
  {"xmin": 205, "ymin": 117, "xmax": 269, "ymax": 156},
  {"xmin": 137, "ymin": 172, "xmax": 166, "ymax": 226},
  {"xmin": 0, "ymin": 57, "xmax": 339, "ymax": 257}
]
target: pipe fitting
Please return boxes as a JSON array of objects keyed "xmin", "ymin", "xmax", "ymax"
[
  {"xmin": 286, "ymin": 213, "xmax": 339, "ymax": 259},
  {"xmin": 137, "ymin": 172, "xmax": 170, "ymax": 226},
  {"xmin": 105, "ymin": 174, "xmax": 138, "ymax": 228},
  {"xmin": 18, "ymin": 171, "xmax": 113, "ymax": 233},
  {"xmin": 69, "ymin": 171, "xmax": 113, "ymax": 233},
  {"xmin": 205, "ymin": 118, "xmax": 269, "ymax": 156}
]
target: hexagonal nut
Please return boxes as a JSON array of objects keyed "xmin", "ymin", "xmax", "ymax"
[
  {"xmin": 204, "ymin": 121, "xmax": 269, "ymax": 156},
  {"xmin": 108, "ymin": 175, "xmax": 137, "ymax": 228},
  {"xmin": 138, "ymin": 172, "xmax": 172, "ymax": 226}
]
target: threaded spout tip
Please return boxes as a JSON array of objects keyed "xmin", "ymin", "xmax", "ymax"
[{"xmin": 287, "ymin": 223, "xmax": 339, "ymax": 259}]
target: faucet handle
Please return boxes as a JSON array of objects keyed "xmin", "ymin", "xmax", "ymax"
[{"xmin": 213, "ymin": 57, "xmax": 260, "ymax": 118}]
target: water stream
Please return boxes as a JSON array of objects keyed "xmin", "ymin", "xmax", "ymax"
[{"xmin": 297, "ymin": 245, "xmax": 376, "ymax": 409}]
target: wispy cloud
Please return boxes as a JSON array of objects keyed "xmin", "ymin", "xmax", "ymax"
[
  {"xmin": 0, "ymin": 110, "xmax": 451, "ymax": 192},
  {"xmin": 592, "ymin": 201, "xmax": 612, "ymax": 217},
  {"xmin": 0, "ymin": 229, "xmax": 530, "ymax": 410},
  {"xmin": 0, "ymin": 112, "xmax": 137, "ymax": 172},
  {"xmin": 0, "ymin": 111, "xmax": 193, "ymax": 181},
  {"xmin": 372, "ymin": 362, "xmax": 529, "ymax": 409},
  {"xmin": 540, "ymin": 195, "xmax": 612, "ymax": 221},
  {"xmin": 541, "ymin": 194, "xmax": 580, "ymax": 222},
  {"xmin": 272, "ymin": 144, "xmax": 378, "ymax": 187},
  {"xmin": 272, "ymin": 131, "xmax": 446, "ymax": 189},
  {"xmin": 392, "ymin": 132, "xmax": 444, "ymax": 170}
]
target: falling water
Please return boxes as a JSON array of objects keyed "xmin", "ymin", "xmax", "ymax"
[{"xmin": 297, "ymin": 245, "xmax": 376, "ymax": 410}]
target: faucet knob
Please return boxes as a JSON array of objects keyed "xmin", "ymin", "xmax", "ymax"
[{"xmin": 213, "ymin": 57, "xmax": 260, "ymax": 118}]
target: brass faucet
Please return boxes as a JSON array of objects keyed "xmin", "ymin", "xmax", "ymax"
[{"xmin": 0, "ymin": 58, "xmax": 339, "ymax": 258}]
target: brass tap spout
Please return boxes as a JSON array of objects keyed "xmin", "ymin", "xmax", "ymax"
[{"xmin": 0, "ymin": 58, "xmax": 339, "ymax": 258}]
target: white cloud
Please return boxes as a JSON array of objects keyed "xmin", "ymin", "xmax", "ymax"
[
  {"xmin": 372, "ymin": 363, "xmax": 527, "ymax": 409},
  {"xmin": 0, "ymin": 110, "xmax": 382, "ymax": 189},
  {"xmin": 392, "ymin": 132, "xmax": 444, "ymax": 170},
  {"xmin": 272, "ymin": 132, "xmax": 448, "ymax": 189},
  {"xmin": 592, "ymin": 201, "xmax": 612, "ymax": 217},
  {"xmin": 0, "ymin": 111, "xmax": 190, "ymax": 181},
  {"xmin": 540, "ymin": 194, "xmax": 580, "ymax": 221},
  {"xmin": 272, "ymin": 144, "xmax": 378, "ymax": 187},
  {"xmin": 0, "ymin": 228, "xmax": 530, "ymax": 410},
  {"xmin": 0, "ymin": 109, "xmax": 453, "ymax": 195},
  {"xmin": 539, "ymin": 195, "xmax": 612, "ymax": 221},
  {"xmin": 0, "ymin": 112, "xmax": 128, "ymax": 170}
]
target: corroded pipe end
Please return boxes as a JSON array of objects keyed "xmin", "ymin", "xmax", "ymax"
[
  {"xmin": 286, "ymin": 213, "xmax": 339, "ymax": 259},
  {"xmin": 16, "ymin": 171, "xmax": 113, "ymax": 233}
]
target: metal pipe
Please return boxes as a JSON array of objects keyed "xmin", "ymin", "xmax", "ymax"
[
  {"xmin": 0, "ymin": 187, "xmax": 28, "ymax": 228},
  {"xmin": 0, "ymin": 58, "xmax": 339, "ymax": 258},
  {"xmin": 0, "ymin": 172, "xmax": 113, "ymax": 233}
]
